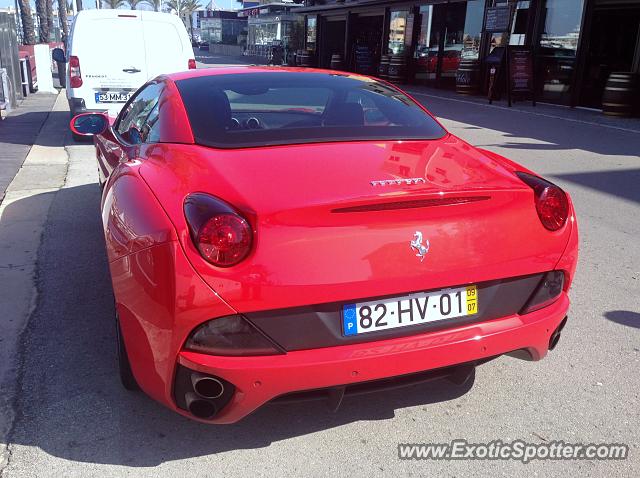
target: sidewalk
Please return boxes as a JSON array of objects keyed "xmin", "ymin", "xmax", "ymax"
[
  {"xmin": 0, "ymin": 93, "xmax": 61, "ymax": 204},
  {"xmin": 0, "ymin": 92, "xmax": 70, "ymax": 472}
]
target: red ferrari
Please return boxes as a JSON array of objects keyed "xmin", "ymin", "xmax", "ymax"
[{"xmin": 71, "ymin": 67, "xmax": 578, "ymax": 424}]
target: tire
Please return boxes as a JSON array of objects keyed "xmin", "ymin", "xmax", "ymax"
[{"xmin": 116, "ymin": 315, "xmax": 139, "ymax": 391}]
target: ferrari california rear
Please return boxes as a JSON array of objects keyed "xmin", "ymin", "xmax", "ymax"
[{"xmin": 71, "ymin": 67, "xmax": 578, "ymax": 423}]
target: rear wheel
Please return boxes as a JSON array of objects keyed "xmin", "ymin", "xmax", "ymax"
[{"xmin": 116, "ymin": 314, "xmax": 139, "ymax": 391}]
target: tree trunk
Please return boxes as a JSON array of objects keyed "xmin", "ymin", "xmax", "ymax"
[
  {"xmin": 58, "ymin": 0, "xmax": 68, "ymax": 41},
  {"xmin": 46, "ymin": 0, "xmax": 54, "ymax": 41},
  {"xmin": 36, "ymin": 0, "xmax": 49, "ymax": 43},
  {"xmin": 18, "ymin": 0, "xmax": 37, "ymax": 45}
]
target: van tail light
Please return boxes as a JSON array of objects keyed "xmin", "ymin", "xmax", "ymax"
[
  {"xmin": 188, "ymin": 59, "xmax": 196, "ymax": 69},
  {"xmin": 184, "ymin": 193, "xmax": 253, "ymax": 267},
  {"xmin": 69, "ymin": 55, "xmax": 83, "ymax": 88},
  {"xmin": 516, "ymin": 172, "xmax": 569, "ymax": 231}
]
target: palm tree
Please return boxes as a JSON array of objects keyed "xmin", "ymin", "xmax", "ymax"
[
  {"xmin": 127, "ymin": 0, "xmax": 145, "ymax": 9},
  {"xmin": 57, "ymin": 0, "xmax": 69, "ymax": 41},
  {"xmin": 103, "ymin": 0, "xmax": 126, "ymax": 7},
  {"xmin": 36, "ymin": 0, "xmax": 49, "ymax": 42},
  {"xmin": 166, "ymin": 0, "xmax": 200, "ymax": 37},
  {"xmin": 147, "ymin": 0, "xmax": 161, "ymax": 12},
  {"xmin": 46, "ymin": 0, "xmax": 54, "ymax": 40},
  {"xmin": 17, "ymin": 0, "xmax": 37, "ymax": 45}
]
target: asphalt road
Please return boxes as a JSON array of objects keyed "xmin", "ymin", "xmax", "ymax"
[{"xmin": 1, "ymin": 89, "xmax": 639, "ymax": 477}]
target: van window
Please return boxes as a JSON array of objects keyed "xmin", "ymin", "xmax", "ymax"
[{"xmin": 117, "ymin": 82, "xmax": 163, "ymax": 144}]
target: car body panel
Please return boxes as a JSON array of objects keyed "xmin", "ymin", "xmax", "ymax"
[{"xmin": 139, "ymin": 137, "xmax": 573, "ymax": 313}]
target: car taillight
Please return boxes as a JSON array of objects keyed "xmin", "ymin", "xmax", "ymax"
[
  {"xmin": 188, "ymin": 58, "xmax": 196, "ymax": 69},
  {"xmin": 521, "ymin": 271, "xmax": 565, "ymax": 314},
  {"xmin": 516, "ymin": 172, "xmax": 569, "ymax": 231},
  {"xmin": 185, "ymin": 315, "xmax": 283, "ymax": 356},
  {"xmin": 69, "ymin": 55, "xmax": 82, "ymax": 88},
  {"xmin": 184, "ymin": 193, "xmax": 253, "ymax": 267}
]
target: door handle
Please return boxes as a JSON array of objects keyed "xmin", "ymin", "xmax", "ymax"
[{"xmin": 122, "ymin": 68, "xmax": 141, "ymax": 73}]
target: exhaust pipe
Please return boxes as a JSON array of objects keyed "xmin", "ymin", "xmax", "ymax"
[
  {"xmin": 185, "ymin": 392, "xmax": 217, "ymax": 419},
  {"xmin": 549, "ymin": 316, "xmax": 568, "ymax": 351},
  {"xmin": 191, "ymin": 372, "xmax": 225, "ymax": 399}
]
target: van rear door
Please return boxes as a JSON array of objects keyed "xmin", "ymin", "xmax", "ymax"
[
  {"xmin": 141, "ymin": 13, "xmax": 193, "ymax": 78},
  {"xmin": 77, "ymin": 13, "xmax": 146, "ymax": 114}
]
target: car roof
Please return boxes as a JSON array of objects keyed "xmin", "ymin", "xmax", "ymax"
[{"xmin": 165, "ymin": 66, "xmax": 371, "ymax": 82}]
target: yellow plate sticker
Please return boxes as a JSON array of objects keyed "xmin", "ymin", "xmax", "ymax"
[{"xmin": 466, "ymin": 285, "xmax": 478, "ymax": 315}]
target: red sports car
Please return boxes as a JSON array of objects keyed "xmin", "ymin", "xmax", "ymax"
[{"xmin": 71, "ymin": 67, "xmax": 578, "ymax": 424}]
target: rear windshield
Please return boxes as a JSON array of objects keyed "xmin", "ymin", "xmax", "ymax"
[{"xmin": 175, "ymin": 72, "xmax": 446, "ymax": 148}]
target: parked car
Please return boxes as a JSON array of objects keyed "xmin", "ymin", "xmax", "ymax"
[
  {"xmin": 52, "ymin": 9, "xmax": 195, "ymax": 140},
  {"xmin": 70, "ymin": 67, "xmax": 578, "ymax": 424}
]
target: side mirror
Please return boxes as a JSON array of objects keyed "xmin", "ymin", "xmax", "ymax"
[
  {"xmin": 70, "ymin": 113, "xmax": 109, "ymax": 136},
  {"xmin": 52, "ymin": 47, "xmax": 66, "ymax": 63}
]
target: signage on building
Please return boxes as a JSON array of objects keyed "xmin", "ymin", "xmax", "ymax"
[
  {"xmin": 509, "ymin": 46, "xmax": 534, "ymax": 97},
  {"xmin": 484, "ymin": 6, "xmax": 512, "ymax": 33}
]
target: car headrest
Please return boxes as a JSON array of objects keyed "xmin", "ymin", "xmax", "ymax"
[
  {"xmin": 323, "ymin": 102, "xmax": 364, "ymax": 126},
  {"xmin": 192, "ymin": 88, "xmax": 232, "ymax": 131}
]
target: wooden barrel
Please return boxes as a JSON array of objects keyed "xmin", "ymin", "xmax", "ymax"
[
  {"xmin": 387, "ymin": 55, "xmax": 407, "ymax": 84},
  {"xmin": 455, "ymin": 59, "xmax": 480, "ymax": 95},
  {"xmin": 330, "ymin": 53, "xmax": 344, "ymax": 71},
  {"xmin": 378, "ymin": 55, "xmax": 390, "ymax": 80},
  {"xmin": 297, "ymin": 50, "xmax": 315, "ymax": 67},
  {"xmin": 602, "ymin": 72, "xmax": 638, "ymax": 117}
]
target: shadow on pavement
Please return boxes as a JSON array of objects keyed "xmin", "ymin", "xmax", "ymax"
[
  {"xmin": 0, "ymin": 111, "xmax": 72, "ymax": 147},
  {"xmin": 552, "ymin": 168, "xmax": 640, "ymax": 205},
  {"xmin": 6, "ymin": 182, "xmax": 475, "ymax": 467},
  {"xmin": 604, "ymin": 311, "xmax": 640, "ymax": 329},
  {"xmin": 420, "ymin": 96, "xmax": 640, "ymax": 158}
]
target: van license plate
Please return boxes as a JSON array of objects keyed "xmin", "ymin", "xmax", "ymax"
[
  {"xmin": 342, "ymin": 285, "xmax": 478, "ymax": 336},
  {"xmin": 95, "ymin": 92, "xmax": 132, "ymax": 103}
]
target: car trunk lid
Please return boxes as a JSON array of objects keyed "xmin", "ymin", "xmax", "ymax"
[{"xmin": 140, "ymin": 136, "xmax": 572, "ymax": 313}]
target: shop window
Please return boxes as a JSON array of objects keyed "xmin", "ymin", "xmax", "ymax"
[
  {"xmin": 462, "ymin": 0, "xmax": 486, "ymax": 60},
  {"xmin": 441, "ymin": 2, "xmax": 468, "ymax": 78},
  {"xmin": 388, "ymin": 10, "xmax": 409, "ymax": 55},
  {"xmin": 414, "ymin": 5, "xmax": 442, "ymax": 80},
  {"xmin": 510, "ymin": 1, "xmax": 530, "ymax": 46},
  {"xmin": 306, "ymin": 16, "xmax": 317, "ymax": 52},
  {"xmin": 537, "ymin": 0, "xmax": 584, "ymax": 104}
]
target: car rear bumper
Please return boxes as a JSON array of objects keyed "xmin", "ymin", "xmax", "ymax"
[
  {"xmin": 68, "ymin": 97, "xmax": 120, "ymax": 118},
  {"xmin": 175, "ymin": 292, "xmax": 569, "ymax": 424}
]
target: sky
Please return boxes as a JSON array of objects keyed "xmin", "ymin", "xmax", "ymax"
[{"xmin": 0, "ymin": 0, "xmax": 240, "ymax": 11}]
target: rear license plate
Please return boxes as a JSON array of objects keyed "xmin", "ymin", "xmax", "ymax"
[
  {"xmin": 342, "ymin": 285, "xmax": 478, "ymax": 336},
  {"xmin": 95, "ymin": 92, "xmax": 132, "ymax": 103}
]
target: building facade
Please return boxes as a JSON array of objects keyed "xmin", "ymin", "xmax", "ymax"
[
  {"xmin": 193, "ymin": 10, "xmax": 248, "ymax": 44},
  {"xmin": 239, "ymin": 2, "xmax": 305, "ymax": 56},
  {"xmin": 294, "ymin": 0, "xmax": 640, "ymax": 109}
]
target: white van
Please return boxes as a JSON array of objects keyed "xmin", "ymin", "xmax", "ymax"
[{"xmin": 55, "ymin": 9, "xmax": 194, "ymax": 120}]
